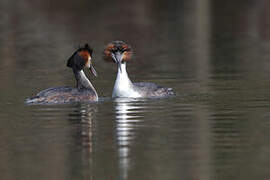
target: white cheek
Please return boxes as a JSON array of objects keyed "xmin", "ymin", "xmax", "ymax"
[{"xmin": 86, "ymin": 58, "xmax": 91, "ymax": 68}]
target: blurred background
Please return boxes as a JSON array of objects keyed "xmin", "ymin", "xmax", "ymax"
[{"xmin": 1, "ymin": 0, "xmax": 270, "ymax": 180}]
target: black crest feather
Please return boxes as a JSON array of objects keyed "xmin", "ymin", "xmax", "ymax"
[{"xmin": 66, "ymin": 43, "xmax": 93, "ymax": 69}]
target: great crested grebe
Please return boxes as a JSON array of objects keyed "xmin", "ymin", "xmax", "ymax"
[
  {"xmin": 26, "ymin": 44, "xmax": 98, "ymax": 104},
  {"xmin": 103, "ymin": 40, "xmax": 175, "ymax": 98}
]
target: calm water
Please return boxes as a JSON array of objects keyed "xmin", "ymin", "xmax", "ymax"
[{"xmin": 1, "ymin": 0, "xmax": 270, "ymax": 180}]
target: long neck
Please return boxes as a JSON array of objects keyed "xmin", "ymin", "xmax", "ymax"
[
  {"xmin": 115, "ymin": 63, "xmax": 133, "ymax": 88},
  {"xmin": 73, "ymin": 69, "xmax": 98, "ymax": 96},
  {"xmin": 113, "ymin": 63, "xmax": 141, "ymax": 98}
]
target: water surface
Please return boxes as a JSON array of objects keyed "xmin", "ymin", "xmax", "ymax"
[{"xmin": 1, "ymin": 0, "xmax": 270, "ymax": 180}]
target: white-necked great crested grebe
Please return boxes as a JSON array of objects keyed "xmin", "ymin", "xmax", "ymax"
[
  {"xmin": 103, "ymin": 40, "xmax": 175, "ymax": 98},
  {"xmin": 26, "ymin": 44, "xmax": 98, "ymax": 104}
]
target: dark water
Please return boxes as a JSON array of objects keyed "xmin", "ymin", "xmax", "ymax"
[{"xmin": 1, "ymin": 0, "xmax": 270, "ymax": 179}]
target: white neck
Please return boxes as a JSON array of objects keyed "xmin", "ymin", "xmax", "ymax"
[
  {"xmin": 74, "ymin": 70, "xmax": 98, "ymax": 99},
  {"xmin": 112, "ymin": 63, "xmax": 141, "ymax": 98}
]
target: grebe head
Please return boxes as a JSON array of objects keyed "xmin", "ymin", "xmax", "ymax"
[
  {"xmin": 103, "ymin": 40, "xmax": 132, "ymax": 72},
  {"xmin": 67, "ymin": 44, "xmax": 97, "ymax": 76}
]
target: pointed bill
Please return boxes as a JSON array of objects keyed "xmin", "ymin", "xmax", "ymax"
[
  {"xmin": 90, "ymin": 64, "xmax": 98, "ymax": 77},
  {"xmin": 111, "ymin": 52, "xmax": 123, "ymax": 73}
]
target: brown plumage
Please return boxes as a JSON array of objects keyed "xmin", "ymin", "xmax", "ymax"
[
  {"xmin": 103, "ymin": 41, "xmax": 132, "ymax": 63},
  {"xmin": 26, "ymin": 87, "xmax": 97, "ymax": 104}
]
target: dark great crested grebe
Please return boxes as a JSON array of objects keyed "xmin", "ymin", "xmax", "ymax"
[
  {"xmin": 103, "ymin": 40, "xmax": 175, "ymax": 98},
  {"xmin": 26, "ymin": 44, "xmax": 98, "ymax": 104}
]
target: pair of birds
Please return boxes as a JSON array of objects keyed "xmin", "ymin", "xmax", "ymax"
[{"xmin": 26, "ymin": 41, "xmax": 175, "ymax": 104}]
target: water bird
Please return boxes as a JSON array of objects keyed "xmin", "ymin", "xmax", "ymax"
[
  {"xmin": 26, "ymin": 44, "xmax": 98, "ymax": 104},
  {"xmin": 103, "ymin": 40, "xmax": 175, "ymax": 98}
]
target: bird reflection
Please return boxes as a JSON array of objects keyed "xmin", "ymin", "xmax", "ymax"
[
  {"xmin": 68, "ymin": 103, "xmax": 97, "ymax": 154},
  {"xmin": 114, "ymin": 98, "xmax": 145, "ymax": 180},
  {"xmin": 67, "ymin": 103, "xmax": 98, "ymax": 180}
]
